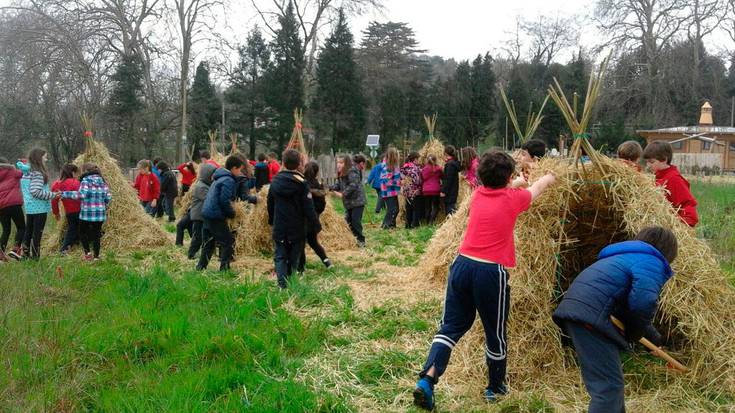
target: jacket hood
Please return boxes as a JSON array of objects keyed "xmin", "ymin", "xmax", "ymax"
[
  {"xmin": 255, "ymin": 162, "xmax": 268, "ymax": 168},
  {"xmin": 198, "ymin": 163, "xmax": 217, "ymax": 184},
  {"xmin": 599, "ymin": 240, "xmax": 673, "ymax": 279},
  {"xmin": 212, "ymin": 168, "xmax": 234, "ymax": 181},
  {"xmin": 81, "ymin": 172, "xmax": 105, "ymax": 185},
  {"xmin": 271, "ymin": 170, "xmax": 305, "ymax": 197}
]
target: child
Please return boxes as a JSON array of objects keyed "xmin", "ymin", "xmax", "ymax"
[
  {"xmin": 299, "ymin": 161, "xmax": 333, "ymax": 271},
  {"xmin": 267, "ymin": 149, "xmax": 321, "ymax": 288},
  {"xmin": 267, "ymin": 152, "xmax": 281, "ymax": 181},
  {"xmin": 0, "ymin": 157, "xmax": 25, "ymax": 261},
  {"xmin": 254, "ymin": 153, "xmax": 270, "ymax": 191},
  {"xmin": 133, "ymin": 160, "xmax": 160, "ymax": 216},
  {"xmin": 380, "ymin": 147, "xmax": 401, "ymax": 229},
  {"xmin": 518, "ymin": 139, "xmax": 547, "ymax": 181},
  {"xmin": 617, "ymin": 140, "xmax": 643, "ymax": 172},
  {"xmin": 413, "ymin": 150, "xmax": 556, "ymax": 410},
  {"xmin": 18, "ymin": 149, "xmax": 58, "ymax": 260},
  {"xmin": 197, "ymin": 155, "xmax": 244, "ymax": 271},
  {"xmin": 421, "ymin": 155, "xmax": 443, "ymax": 224},
  {"xmin": 643, "ymin": 141, "xmax": 698, "ymax": 227},
  {"xmin": 187, "ymin": 163, "xmax": 216, "ymax": 259},
  {"xmin": 441, "ymin": 145, "xmax": 460, "ymax": 214},
  {"xmin": 200, "ymin": 150, "xmax": 221, "ymax": 169},
  {"xmin": 157, "ymin": 161, "xmax": 178, "ymax": 222},
  {"xmin": 52, "ymin": 164, "xmax": 81, "ymax": 254},
  {"xmin": 553, "ymin": 226, "xmax": 678, "ymax": 413},
  {"xmin": 367, "ymin": 156, "xmax": 385, "ymax": 214},
  {"xmin": 401, "ymin": 152, "xmax": 423, "ymax": 229},
  {"xmin": 60, "ymin": 163, "xmax": 112, "ymax": 261},
  {"xmin": 460, "ymin": 146, "xmax": 479, "ymax": 187},
  {"xmin": 330, "ymin": 154, "xmax": 367, "ymax": 247},
  {"xmin": 176, "ymin": 160, "xmax": 197, "ymax": 194}
]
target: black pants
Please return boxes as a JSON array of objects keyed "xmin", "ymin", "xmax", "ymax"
[
  {"xmin": 61, "ymin": 212, "xmax": 80, "ymax": 252},
  {"xmin": 187, "ymin": 220, "xmax": 204, "ymax": 259},
  {"xmin": 274, "ymin": 238, "xmax": 305, "ymax": 288},
  {"xmin": 197, "ymin": 219, "xmax": 233, "ymax": 271},
  {"xmin": 299, "ymin": 228, "xmax": 328, "ymax": 272},
  {"xmin": 79, "ymin": 220, "xmax": 103, "ymax": 258},
  {"xmin": 346, "ymin": 206, "xmax": 365, "ymax": 242},
  {"xmin": 0, "ymin": 204, "xmax": 25, "ymax": 251},
  {"xmin": 373, "ymin": 188, "xmax": 384, "ymax": 213},
  {"xmin": 155, "ymin": 195, "xmax": 165, "ymax": 217},
  {"xmin": 176, "ymin": 211, "xmax": 193, "ymax": 246},
  {"xmin": 181, "ymin": 184, "xmax": 191, "ymax": 195},
  {"xmin": 23, "ymin": 213, "xmax": 47, "ymax": 260},
  {"xmin": 382, "ymin": 196, "xmax": 398, "ymax": 229},
  {"xmin": 563, "ymin": 321, "xmax": 626, "ymax": 413},
  {"xmin": 405, "ymin": 196, "xmax": 423, "ymax": 229},
  {"xmin": 420, "ymin": 255, "xmax": 510, "ymax": 391},
  {"xmin": 424, "ymin": 195, "xmax": 441, "ymax": 224},
  {"xmin": 444, "ymin": 199, "xmax": 457, "ymax": 215},
  {"xmin": 163, "ymin": 195, "xmax": 176, "ymax": 221}
]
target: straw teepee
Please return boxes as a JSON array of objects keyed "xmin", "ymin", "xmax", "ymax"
[
  {"xmin": 233, "ymin": 109, "xmax": 356, "ymax": 258},
  {"xmin": 208, "ymin": 130, "xmax": 227, "ymax": 166},
  {"xmin": 414, "ymin": 60, "xmax": 735, "ymax": 395},
  {"xmin": 418, "ymin": 113, "xmax": 445, "ymax": 167},
  {"xmin": 46, "ymin": 116, "xmax": 170, "ymax": 253}
]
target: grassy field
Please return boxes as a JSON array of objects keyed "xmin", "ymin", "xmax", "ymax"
[{"xmin": 1, "ymin": 181, "xmax": 734, "ymax": 412}]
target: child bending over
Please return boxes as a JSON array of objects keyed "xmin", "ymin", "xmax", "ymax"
[{"xmin": 617, "ymin": 140, "xmax": 643, "ymax": 172}]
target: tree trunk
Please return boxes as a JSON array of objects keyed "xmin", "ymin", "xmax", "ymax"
[{"xmin": 178, "ymin": 45, "xmax": 190, "ymax": 163}]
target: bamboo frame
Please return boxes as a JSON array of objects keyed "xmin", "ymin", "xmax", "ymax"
[{"xmin": 499, "ymin": 89, "xmax": 549, "ymax": 144}]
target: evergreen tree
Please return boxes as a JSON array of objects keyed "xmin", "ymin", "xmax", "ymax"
[
  {"xmin": 264, "ymin": 1, "xmax": 305, "ymax": 151},
  {"xmin": 469, "ymin": 54, "xmax": 497, "ymax": 141},
  {"xmin": 227, "ymin": 28, "xmax": 271, "ymax": 159},
  {"xmin": 313, "ymin": 8, "xmax": 365, "ymax": 152},
  {"xmin": 188, "ymin": 61, "xmax": 221, "ymax": 155},
  {"xmin": 108, "ymin": 55, "xmax": 145, "ymax": 151}
]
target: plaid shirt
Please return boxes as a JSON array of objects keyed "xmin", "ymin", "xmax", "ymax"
[
  {"xmin": 380, "ymin": 167, "xmax": 401, "ymax": 198},
  {"xmin": 62, "ymin": 173, "xmax": 112, "ymax": 222}
]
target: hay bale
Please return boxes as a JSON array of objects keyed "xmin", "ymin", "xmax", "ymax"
[
  {"xmin": 418, "ymin": 139, "xmax": 445, "ymax": 168},
  {"xmin": 233, "ymin": 186, "xmax": 356, "ymax": 257},
  {"xmin": 415, "ymin": 155, "xmax": 735, "ymax": 393}
]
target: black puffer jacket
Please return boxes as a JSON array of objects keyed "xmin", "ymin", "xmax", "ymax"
[
  {"xmin": 267, "ymin": 170, "xmax": 320, "ymax": 242},
  {"xmin": 330, "ymin": 166, "xmax": 366, "ymax": 210},
  {"xmin": 442, "ymin": 158, "xmax": 460, "ymax": 203}
]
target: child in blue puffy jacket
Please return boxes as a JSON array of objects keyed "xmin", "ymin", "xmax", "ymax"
[{"xmin": 552, "ymin": 226, "xmax": 678, "ymax": 413}]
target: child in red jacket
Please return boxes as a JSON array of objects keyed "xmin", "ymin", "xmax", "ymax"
[
  {"xmin": 0, "ymin": 157, "xmax": 25, "ymax": 261},
  {"xmin": 643, "ymin": 141, "xmax": 698, "ymax": 227},
  {"xmin": 176, "ymin": 161, "xmax": 197, "ymax": 194},
  {"xmin": 52, "ymin": 164, "xmax": 82, "ymax": 254},
  {"xmin": 133, "ymin": 159, "xmax": 160, "ymax": 216}
]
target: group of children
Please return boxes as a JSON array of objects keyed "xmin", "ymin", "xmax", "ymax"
[
  {"xmin": 0, "ymin": 148, "xmax": 111, "ymax": 262},
  {"xmin": 413, "ymin": 138, "xmax": 696, "ymax": 411}
]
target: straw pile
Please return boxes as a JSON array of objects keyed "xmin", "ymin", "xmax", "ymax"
[
  {"xmin": 208, "ymin": 130, "xmax": 227, "ymax": 166},
  {"xmin": 418, "ymin": 113, "xmax": 445, "ymax": 167},
  {"xmin": 414, "ymin": 59, "xmax": 735, "ymax": 393},
  {"xmin": 47, "ymin": 126, "xmax": 169, "ymax": 252},
  {"xmin": 233, "ymin": 186, "xmax": 356, "ymax": 257}
]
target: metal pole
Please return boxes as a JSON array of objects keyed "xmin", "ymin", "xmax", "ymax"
[{"xmin": 730, "ymin": 96, "xmax": 734, "ymax": 127}]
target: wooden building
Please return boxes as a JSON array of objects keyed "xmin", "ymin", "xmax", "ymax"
[{"xmin": 638, "ymin": 101, "xmax": 735, "ymax": 172}]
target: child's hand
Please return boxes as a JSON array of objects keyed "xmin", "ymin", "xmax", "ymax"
[
  {"xmin": 333, "ymin": 191, "xmax": 343, "ymax": 198},
  {"xmin": 440, "ymin": 192, "xmax": 445, "ymax": 197},
  {"xmin": 151, "ymin": 199, "xmax": 157, "ymax": 207}
]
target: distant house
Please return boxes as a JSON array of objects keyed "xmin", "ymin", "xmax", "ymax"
[{"xmin": 637, "ymin": 102, "xmax": 735, "ymax": 172}]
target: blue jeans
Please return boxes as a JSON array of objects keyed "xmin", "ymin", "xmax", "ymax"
[
  {"xmin": 563, "ymin": 321, "xmax": 626, "ymax": 413},
  {"xmin": 140, "ymin": 201, "xmax": 155, "ymax": 216},
  {"xmin": 420, "ymin": 255, "xmax": 510, "ymax": 390}
]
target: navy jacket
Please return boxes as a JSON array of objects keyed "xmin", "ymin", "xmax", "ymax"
[
  {"xmin": 159, "ymin": 169, "xmax": 178, "ymax": 199},
  {"xmin": 254, "ymin": 162, "xmax": 270, "ymax": 190},
  {"xmin": 267, "ymin": 170, "xmax": 320, "ymax": 242},
  {"xmin": 552, "ymin": 240, "xmax": 673, "ymax": 350},
  {"xmin": 234, "ymin": 174, "xmax": 258, "ymax": 205},
  {"xmin": 202, "ymin": 168, "xmax": 237, "ymax": 220}
]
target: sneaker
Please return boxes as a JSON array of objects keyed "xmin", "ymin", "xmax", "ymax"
[
  {"xmin": 7, "ymin": 247, "xmax": 22, "ymax": 260},
  {"xmin": 413, "ymin": 377, "xmax": 435, "ymax": 411},
  {"xmin": 483, "ymin": 384, "xmax": 508, "ymax": 403},
  {"xmin": 323, "ymin": 258, "xmax": 333, "ymax": 269},
  {"xmin": 83, "ymin": 253, "xmax": 93, "ymax": 262}
]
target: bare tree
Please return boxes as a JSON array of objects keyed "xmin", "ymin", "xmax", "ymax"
[
  {"xmin": 168, "ymin": 0, "xmax": 224, "ymax": 162},
  {"xmin": 522, "ymin": 14, "xmax": 580, "ymax": 67},
  {"xmin": 686, "ymin": 0, "xmax": 726, "ymax": 90}
]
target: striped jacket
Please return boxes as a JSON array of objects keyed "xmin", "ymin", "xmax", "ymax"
[
  {"xmin": 18, "ymin": 162, "xmax": 55, "ymax": 215},
  {"xmin": 62, "ymin": 173, "xmax": 112, "ymax": 222}
]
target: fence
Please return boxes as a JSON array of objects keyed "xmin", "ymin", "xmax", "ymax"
[{"xmin": 672, "ymin": 153, "xmax": 723, "ymax": 175}]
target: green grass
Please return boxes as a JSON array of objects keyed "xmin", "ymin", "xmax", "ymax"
[
  {"xmin": 691, "ymin": 181, "xmax": 735, "ymax": 277},
  {"xmin": 0, "ymin": 257, "xmax": 349, "ymax": 412}
]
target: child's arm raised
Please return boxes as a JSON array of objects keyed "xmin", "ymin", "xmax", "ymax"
[{"xmin": 527, "ymin": 173, "xmax": 556, "ymax": 201}]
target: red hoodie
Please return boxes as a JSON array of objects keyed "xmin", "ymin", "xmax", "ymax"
[
  {"xmin": 52, "ymin": 178, "xmax": 81, "ymax": 216},
  {"xmin": 133, "ymin": 172, "xmax": 160, "ymax": 202},
  {"xmin": 268, "ymin": 160, "xmax": 281, "ymax": 180},
  {"xmin": 655, "ymin": 165, "xmax": 698, "ymax": 227},
  {"xmin": 0, "ymin": 165, "xmax": 23, "ymax": 209},
  {"xmin": 176, "ymin": 162, "xmax": 197, "ymax": 186}
]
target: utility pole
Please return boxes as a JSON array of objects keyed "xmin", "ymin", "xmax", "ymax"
[{"xmin": 730, "ymin": 96, "xmax": 734, "ymax": 127}]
